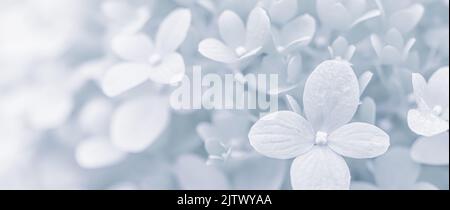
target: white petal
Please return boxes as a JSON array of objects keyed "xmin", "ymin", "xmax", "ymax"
[
  {"xmin": 245, "ymin": 7, "xmax": 271, "ymax": 51},
  {"xmin": 373, "ymin": 147, "xmax": 420, "ymax": 189},
  {"xmin": 370, "ymin": 34, "xmax": 383, "ymax": 57},
  {"xmin": 75, "ymin": 137, "xmax": 126, "ymax": 169},
  {"xmin": 303, "ymin": 60, "xmax": 360, "ymax": 132},
  {"xmin": 291, "ymin": 146, "xmax": 351, "ymax": 190},
  {"xmin": 111, "ymin": 33, "xmax": 153, "ymax": 62},
  {"xmin": 389, "ymin": 4, "xmax": 424, "ymax": 34},
  {"xmin": 218, "ymin": 10, "xmax": 245, "ymax": 48},
  {"xmin": 328, "ymin": 123, "xmax": 390, "ymax": 159},
  {"xmin": 427, "ymin": 66, "xmax": 449, "ymax": 108},
  {"xmin": 174, "ymin": 154, "xmax": 230, "ymax": 190},
  {"xmin": 385, "ymin": 28, "xmax": 404, "ymax": 49},
  {"xmin": 351, "ymin": 10, "xmax": 381, "ymax": 28},
  {"xmin": 149, "ymin": 53, "xmax": 185, "ymax": 84},
  {"xmin": 198, "ymin": 39, "xmax": 238, "ymax": 63},
  {"xmin": 358, "ymin": 71, "xmax": 373, "ymax": 96},
  {"xmin": 316, "ymin": 0, "xmax": 352, "ymax": 30},
  {"xmin": 411, "ymin": 133, "xmax": 449, "ymax": 166},
  {"xmin": 268, "ymin": 0, "xmax": 298, "ymax": 24},
  {"xmin": 411, "ymin": 73, "xmax": 429, "ymax": 110},
  {"xmin": 111, "ymin": 96, "xmax": 170, "ymax": 153},
  {"xmin": 407, "ymin": 109, "xmax": 449, "ymax": 137},
  {"xmin": 248, "ymin": 111, "xmax": 315, "ymax": 159},
  {"xmin": 101, "ymin": 63, "xmax": 150, "ymax": 97},
  {"xmin": 280, "ymin": 14, "xmax": 316, "ymax": 49},
  {"xmin": 155, "ymin": 9, "xmax": 191, "ymax": 56}
]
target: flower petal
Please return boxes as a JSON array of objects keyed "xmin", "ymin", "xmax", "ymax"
[
  {"xmin": 149, "ymin": 53, "xmax": 185, "ymax": 84},
  {"xmin": 427, "ymin": 66, "xmax": 449, "ymax": 108},
  {"xmin": 316, "ymin": 0, "xmax": 352, "ymax": 30},
  {"xmin": 328, "ymin": 123, "xmax": 390, "ymax": 159},
  {"xmin": 75, "ymin": 137, "xmax": 126, "ymax": 169},
  {"xmin": 245, "ymin": 7, "xmax": 271, "ymax": 51},
  {"xmin": 411, "ymin": 73, "xmax": 429, "ymax": 110},
  {"xmin": 389, "ymin": 4, "xmax": 424, "ymax": 34},
  {"xmin": 411, "ymin": 133, "xmax": 449, "ymax": 166},
  {"xmin": 155, "ymin": 9, "xmax": 191, "ymax": 56},
  {"xmin": 303, "ymin": 60, "xmax": 360, "ymax": 132},
  {"xmin": 111, "ymin": 33, "xmax": 153, "ymax": 62},
  {"xmin": 248, "ymin": 111, "xmax": 315, "ymax": 159},
  {"xmin": 198, "ymin": 38, "xmax": 238, "ymax": 63},
  {"xmin": 101, "ymin": 63, "xmax": 150, "ymax": 97},
  {"xmin": 267, "ymin": 0, "xmax": 298, "ymax": 24},
  {"xmin": 407, "ymin": 109, "xmax": 449, "ymax": 137},
  {"xmin": 219, "ymin": 10, "xmax": 246, "ymax": 48},
  {"xmin": 280, "ymin": 14, "xmax": 316, "ymax": 48},
  {"xmin": 111, "ymin": 96, "xmax": 170, "ymax": 153},
  {"xmin": 291, "ymin": 146, "xmax": 351, "ymax": 190}
]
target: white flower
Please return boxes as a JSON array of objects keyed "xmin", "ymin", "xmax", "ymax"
[
  {"xmin": 408, "ymin": 67, "xmax": 449, "ymax": 137},
  {"xmin": 102, "ymin": 9, "xmax": 192, "ymax": 97},
  {"xmin": 259, "ymin": 0, "xmax": 298, "ymax": 25},
  {"xmin": 316, "ymin": 0, "xmax": 381, "ymax": 31},
  {"xmin": 351, "ymin": 147, "xmax": 438, "ymax": 190},
  {"xmin": 411, "ymin": 132, "xmax": 449, "ymax": 166},
  {"xmin": 248, "ymin": 60, "xmax": 390, "ymax": 190},
  {"xmin": 371, "ymin": 28, "xmax": 416, "ymax": 65},
  {"xmin": 198, "ymin": 7, "xmax": 271, "ymax": 64},
  {"xmin": 110, "ymin": 94, "xmax": 170, "ymax": 153}
]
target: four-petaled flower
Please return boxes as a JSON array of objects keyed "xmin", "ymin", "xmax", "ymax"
[{"xmin": 248, "ymin": 60, "xmax": 390, "ymax": 190}]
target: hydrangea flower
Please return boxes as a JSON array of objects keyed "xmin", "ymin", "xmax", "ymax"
[
  {"xmin": 371, "ymin": 28, "xmax": 416, "ymax": 65},
  {"xmin": 248, "ymin": 60, "xmax": 390, "ymax": 190},
  {"xmin": 408, "ymin": 67, "xmax": 449, "ymax": 137},
  {"xmin": 198, "ymin": 7, "xmax": 271, "ymax": 64},
  {"xmin": 411, "ymin": 132, "xmax": 449, "ymax": 166},
  {"xmin": 352, "ymin": 147, "xmax": 439, "ymax": 190},
  {"xmin": 102, "ymin": 9, "xmax": 192, "ymax": 97}
]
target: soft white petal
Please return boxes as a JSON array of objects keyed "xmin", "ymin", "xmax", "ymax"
[
  {"xmin": 328, "ymin": 123, "xmax": 390, "ymax": 159},
  {"xmin": 268, "ymin": 0, "xmax": 298, "ymax": 24},
  {"xmin": 75, "ymin": 137, "xmax": 126, "ymax": 169},
  {"xmin": 316, "ymin": 0, "xmax": 352, "ymax": 30},
  {"xmin": 389, "ymin": 4, "xmax": 424, "ymax": 34},
  {"xmin": 411, "ymin": 133, "xmax": 449, "ymax": 166},
  {"xmin": 358, "ymin": 71, "xmax": 373, "ymax": 96},
  {"xmin": 280, "ymin": 14, "xmax": 316, "ymax": 49},
  {"xmin": 411, "ymin": 73, "xmax": 429, "ymax": 110},
  {"xmin": 218, "ymin": 10, "xmax": 246, "ymax": 48},
  {"xmin": 111, "ymin": 96, "xmax": 170, "ymax": 153},
  {"xmin": 351, "ymin": 9, "xmax": 381, "ymax": 28},
  {"xmin": 303, "ymin": 60, "xmax": 360, "ymax": 132},
  {"xmin": 155, "ymin": 9, "xmax": 192, "ymax": 56},
  {"xmin": 370, "ymin": 34, "xmax": 383, "ymax": 57},
  {"xmin": 149, "ymin": 53, "xmax": 185, "ymax": 84},
  {"xmin": 427, "ymin": 66, "xmax": 449, "ymax": 108},
  {"xmin": 101, "ymin": 63, "xmax": 150, "ymax": 97},
  {"xmin": 248, "ymin": 111, "xmax": 315, "ymax": 159},
  {"xmin": 245, "ymin": 7, "xmax": 271, "ymax": 51},
  {"xmin": 373, "ymin": 147, "xmax": 421, "ymax": 189},
  {"xmin": 174, "ymin": 154, "xmax": 230, "ymax": 190},
  {"xmin": 407, "ymin": 109, "xmax": 449, "ymax": 137},
  {"xmin": 112, "ymin": 33, "xmax": 153, "ymax": 62},
  {"xmin": 198, "ymin": 39, "xmax": 238, "ymax": 63},
  {"xmin": 291, "ymin": 146, "xmax": 351, "ymax": 190}
]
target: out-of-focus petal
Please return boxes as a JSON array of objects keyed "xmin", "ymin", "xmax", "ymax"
[
  {"xmin": 112, "ymin": 33, "xmax": 154, "ymax": 62},
  {"xmin": 199, "ymin": 39, "xmax": 238, "ymax": 63},
  {"xmin": 75, "ymin": 137, "xmax": 126, "ymax": 169},
  {"xmin": 218, "ymin": 10, "xmax": 246, "ymax": 49},
  {"xmin": 155, "ymin": 9, "xmax": 191, "ymax": 56},
  {"xmin": 149, "ymin": 53, "xmax": 185, "ymax": 84},
  {"xmin": 101, "ymin": 62, "xmax": 150, "ymax": 97},
  {"xmin": 411, "ymin": 133, "xmax": 449, "ymax": 166}
]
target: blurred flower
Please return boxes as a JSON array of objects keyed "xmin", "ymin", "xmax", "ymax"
[{"xmin": 371, "ymin": 28, "xmax": 416, "ymax": 65}]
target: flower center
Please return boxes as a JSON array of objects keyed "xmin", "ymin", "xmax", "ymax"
[
  {"xmin": 315, "ymin": 131, "xmax": 328, "ymax": 145},
  {"xmin": 433, "ymin": 105, "xmax": 443, "ymax": 116},
  {"xmin": 235, "ymin": 46, "xmax": 247, "ymax": 57},
  {"xmin": 148, "ymin": 54, "xmax": 162, "ymax": 66}
]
